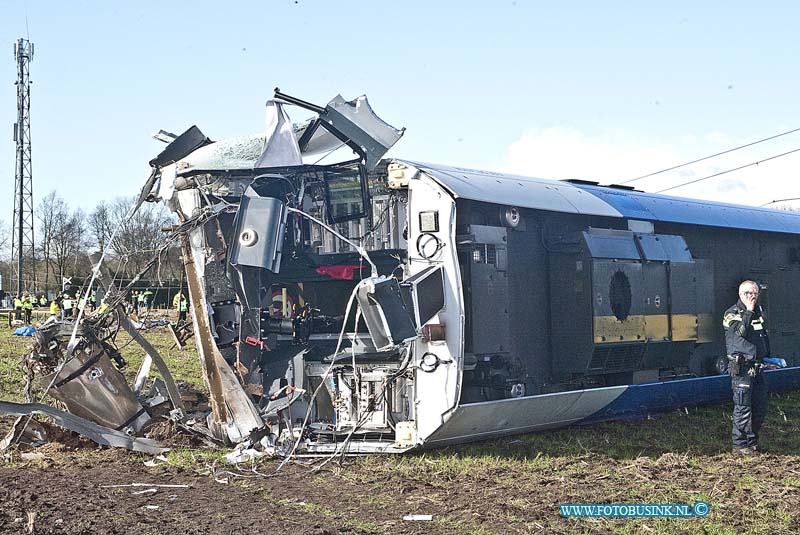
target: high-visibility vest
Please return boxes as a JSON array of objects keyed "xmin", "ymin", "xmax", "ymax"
[
  {"xmin": 63, "ymin": 299, "xmax": 73, "ymax": 310},
  {"xmin": 39, "ymin": 297, "xmax": 47, "ymax": 306},
  {"xmin": 179, "ymin": 300, "xmax": 188, "ymax": 312},
  {"xmin": 22, "ymin": 299, "xmax": 33, "ymax": 310},
  {"xmin": 50, "ymin": 302, "xmax": 59, "ymax": 315},
  {"xmin": 14, "ymin": 298, "xmax": 22, "ymax": 308}
]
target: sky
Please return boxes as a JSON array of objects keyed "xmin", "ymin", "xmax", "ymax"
[{"xmin": 2, "ymin": 0, "xmax": 800, "ymax": 225}]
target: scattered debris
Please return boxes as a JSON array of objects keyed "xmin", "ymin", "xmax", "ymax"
[
  {"xmin": 143, "ymin": 454, "xmax": 169, "ymax": 467},
  {"xmin": 130, "ymin": 488, "xmax": 158, "ymax": 495},
  {"xmin": 0, "ymin": 401, "xmax": 168, "ymax": 455},
  {"xmin": 403, "ymin": 514, "xmax": 433, "ymax": 521},
  {"xmin": 26, "ymin": 511, "xmax": 35, "ymax": 534},
  {"xmin": 0, "ymin": 416, "xmax": 49, "ymax": 451},
  {"xmin": 100, "ymin": 483, "xmax": 191, "ymax": 489}
]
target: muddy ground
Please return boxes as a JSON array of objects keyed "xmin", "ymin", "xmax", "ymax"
[{"xmin": 2, "ymin": 419, "xmax": 800, "ymax": 535}]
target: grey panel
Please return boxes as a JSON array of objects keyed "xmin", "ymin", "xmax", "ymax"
[
  {"xmin": 659, "ymin": 235, "xmax": 693, "ymax": 262},
  {"xmin": 463, "ymin": 225, "xmax": 507, "ymax": 245},
  {"xmin": 583, "ymin": 230, "xmax": 640, "ymax": 260},
  {"xmin": 401, "ymin": 160, "xmax": 623, "ymax": 217},
  {"xmin": 424, "ymin": 386, "xmax": 627, "ymax": 446},
  {"xmin": 642, "ymin": 262, "xmax": 668, "ymax": 317},
  {"xmin": 591, "ymin": 261, "xmax": 644, "ymax": 318},
  {"xmin": 694, "ymin": 259, "xmax": 714, "ymax": 315},
  {"xmin": 669, "ymin": 262, "xmax": 697, "ymax": 315},
  {"xmin": 401, "ymin": 266, "xmax": 445, "ymax": 328},
  {"xmin": 549, "ymin": 252, "xmax": 593, "ymax": 378},
  {"xmin": 635, "ymin": 234, "xmax": 692, "ymax": 262},
  {"xmin": 357, "ymin": 278, "xmax": 417, "ymax": 350},
  {"xmin": 506, "ymin": 221, "xmax": 550, "ymax": 391},
  {"xmin": 230, "ymin": 194, "xmax": 287, "ymax": 271},
  {"xmin": 470, "ymin": 264, "xmax": 510, "ymax": 354}
]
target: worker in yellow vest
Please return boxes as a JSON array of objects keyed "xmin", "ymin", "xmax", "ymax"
[
  {"xmin": 21, "ymin": 294, "xmax": 33, "ymax": 324},
  {"xmin": 13, "ymin": 295, "xmax": 23, "ymax": 321},
  {"xmin": 61, "ymin": 294, "xmax": 73, "ymax": 321},
  {"xmin": 177, "ymin": 295, "xmax": 189, "ymax": 324},
  {"xmin": 49, "ymin": 298, "xmax": 59, "ymax": 317}
]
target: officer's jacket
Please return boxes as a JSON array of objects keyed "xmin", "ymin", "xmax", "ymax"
[{"xmin": 723, "ymin": 300, "xmax": 770, "ymax": 359}]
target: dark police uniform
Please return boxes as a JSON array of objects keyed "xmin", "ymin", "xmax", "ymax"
[{"xmin": 723, "ymin": 300, "xmax": 770, "ymax": 451}]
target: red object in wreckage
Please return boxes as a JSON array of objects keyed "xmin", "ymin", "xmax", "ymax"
[
  {"xmin": 244, "ymin": 336, "xmax": 265, "ymax": 349},
  {"xmin": 315, "ymin": 265, "xmax": 363, "ymax": 280}
]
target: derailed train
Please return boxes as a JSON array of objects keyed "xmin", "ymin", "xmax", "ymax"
[{"xmin": 146, "ymin": 89, "xmax": 800, "ymax": 453}]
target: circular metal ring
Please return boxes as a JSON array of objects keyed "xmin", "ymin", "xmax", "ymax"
[{"xmin": 240, "ymin": 228, "xmax": 258, "ymax": 247}]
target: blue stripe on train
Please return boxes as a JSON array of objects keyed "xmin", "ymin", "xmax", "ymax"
[{"xmin": 579, "ymin": 367, "xmax": 800, "ymax": 425}]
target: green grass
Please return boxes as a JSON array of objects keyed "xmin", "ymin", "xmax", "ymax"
[{"xmin": 0, "ymin": 333, "xmax": 34, "ymax": 402}]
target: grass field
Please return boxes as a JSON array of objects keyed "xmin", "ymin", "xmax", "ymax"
[{"xmin": 1, "ymin": 323, "xmax": 800, "ymax": 534}]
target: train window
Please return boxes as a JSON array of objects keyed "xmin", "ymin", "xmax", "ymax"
[
  {"xmin": 324, "ymin": 164, "xmax": 368, "ymax": 223},
  {"xmin": 610, "ymin": 270, "xmax": 632, "ymax": 321}
]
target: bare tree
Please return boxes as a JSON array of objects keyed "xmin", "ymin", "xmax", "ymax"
[
  {"xmin": 51, "ymin": 207, "xmax": 88, "ymax": 285},
  {"xmin": 88, "ymin": 201, "xmax": 114, "ymax": 254},
  {"xmin": 37, "ymin": 191, "xmax": 66, "ymax": 292},
  {"xmin": 0, "ymin": 218, "xmax": 11, "ymax": 261},
  {"xmin": 106, "ymin": 196, "xmax": 174, "ymax": 278}
]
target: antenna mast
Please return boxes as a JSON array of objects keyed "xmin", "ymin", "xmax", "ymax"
[{"xmin": 12, "ymin": 38, "xmax": 35, "ymax": 297}]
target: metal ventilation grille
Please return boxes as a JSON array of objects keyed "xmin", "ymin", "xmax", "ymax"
[{"xmin": 588, "ymin": 344, "xmax": 646, "ymax": 372}]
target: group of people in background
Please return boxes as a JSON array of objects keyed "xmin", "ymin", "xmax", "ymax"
[
  {"xmin": 12, "ymin": 292, "xmax": 42, "ymax": 324},
  {"xmin": 10, "ymin": 287, "xmax": 190, "ymax": 325},
  {"xmin": 128, "ymin": 289, "xmax": 155, "ymax": 314}
]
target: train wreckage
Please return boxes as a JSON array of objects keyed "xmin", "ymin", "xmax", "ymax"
[{"xmin": 4, "ymin": 88, "xmax": 800, "ymax": 457}]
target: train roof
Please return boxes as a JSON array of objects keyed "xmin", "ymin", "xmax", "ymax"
[{"xmin": 401, "ymin": 160, "xmax": 800, "ymax": 236}]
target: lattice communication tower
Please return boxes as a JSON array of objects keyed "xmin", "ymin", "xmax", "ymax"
[{"xmin": 12, "ymin": 38, "xmax": 35, "ymax": 296}]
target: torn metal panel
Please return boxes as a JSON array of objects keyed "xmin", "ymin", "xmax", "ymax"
[
  {"xmin": 318, "ymin": 94, "xmax": 405, "ymax": 171},
  {"xmin": 90, "ymin": 253, "xmax": 185, "ymax": 414},
  {"xmin": 0, "ymin": 416, "xmax": 48, "ymax": 451},
  {"xmin": 0, "ymin": 401, "xmax": 168, "ymax": 455},
  {"xmin": 149, "ymin": 125, "xmax": 212, "ymax": 168},
  {"xmin": 274, "ymin": 89, "xmax": 404, "ymax": 170},
  {"xmin": 31, "ymin": 323, "xmax": 151, "ymax": 434},
  {"xmin": 133, "ymin": 355, "xmax": 153, "ymax": 395},
  {"xmin": 255, "ymin": 101, "xmax": 302, "ymax": 168},
  {"xmin": 182, "ymin": 238, "xmax": 264, "ymax": 444}
]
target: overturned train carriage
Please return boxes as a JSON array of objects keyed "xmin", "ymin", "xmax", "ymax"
[{"xmin": 150, "ymin": 92, "xmax": 800, "ymax": 453}]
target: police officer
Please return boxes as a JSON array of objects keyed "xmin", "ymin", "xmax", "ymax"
[{"xmin": 723, "ymin": 280, "xmax": 770, "ymax": 454}]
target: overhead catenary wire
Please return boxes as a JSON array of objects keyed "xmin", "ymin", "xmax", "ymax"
[
  {"xmin": 654, "ymin": 147, "xmax": 800, "ymax": 194},
  {"xmin": 622, "ymin": 126, "xmax": 800, "ymax": 185},
  {"xmin": 760, "ymin": 197, "xmax": 800, "ymax": 207}
]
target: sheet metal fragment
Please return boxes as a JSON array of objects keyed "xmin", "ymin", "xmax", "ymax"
[
  {"xmin": 91, "ymin": 253, "xmax": 185, "ymax": 413},
  {"xmin": 0, "ymin": 401, "xmax": 168, "ymax": 455}
]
